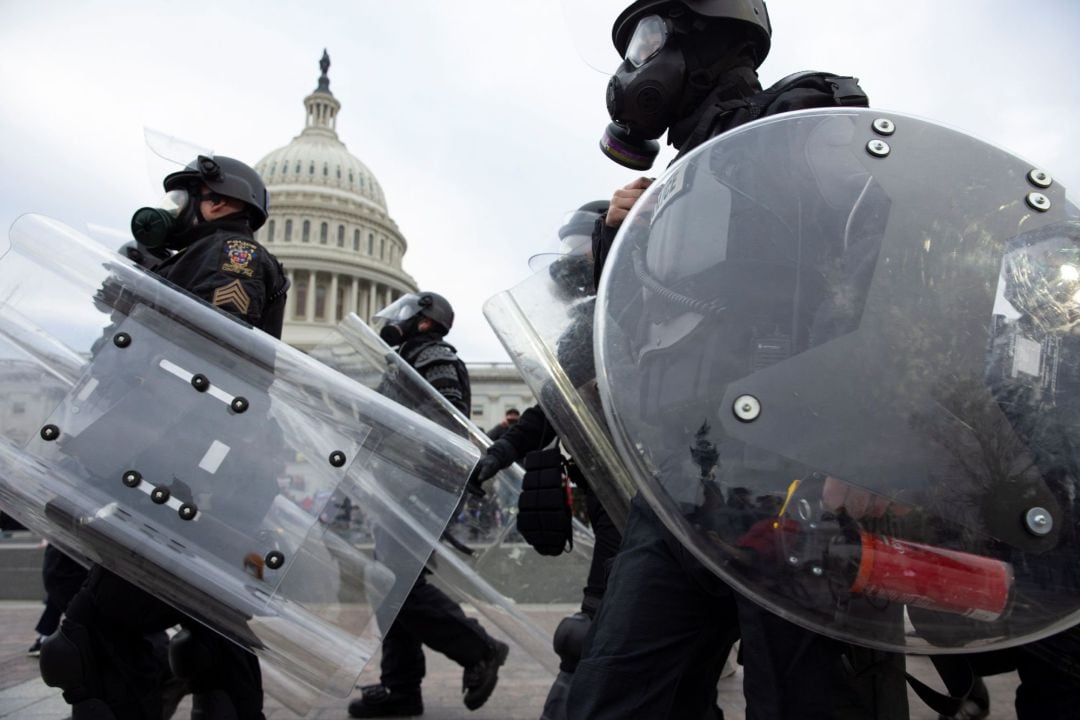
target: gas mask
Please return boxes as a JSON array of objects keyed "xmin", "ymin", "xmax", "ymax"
[
  {"xmin": 600, "ymin": 15, "xmax": 686, "ymax": 170},
  {"xmin": 129, "ymin": 187, "xmax": 210, "ymax": 251},
  {"xmin": 378, "ymin": 315, "xmax": 422, "ymax": 348}
]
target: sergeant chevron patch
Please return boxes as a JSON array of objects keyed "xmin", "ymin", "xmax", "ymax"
[{"xmin": 212, "ymin": 279, "xmax": 251, "ymax": 314}]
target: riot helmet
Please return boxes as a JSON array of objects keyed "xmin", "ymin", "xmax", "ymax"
[
  {"xmin": 374, "ymin": 291, "xmax": 455, "ymax": 346},
  {"xmin": 130, "ymin": 155, "xmax": 269, "ymax": 251},
  {"xmin": 163, "ymin": 155, "xmax": 270, "ymax": 230},
  {"xmin": 559, "ymin": 200, "xmax": 610, "ymax": 256},
  {"xmin": 541, "ymin": 200, "xmax": 609, "ymax": 304},
  {"xmin": 600, "ymin": 0, "xmax": 772, "ymax": 169}
]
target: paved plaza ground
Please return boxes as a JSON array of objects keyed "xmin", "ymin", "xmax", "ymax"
[{"xmin": 0, "ymin": 600, "xmax": 1025, "ymax": 719}]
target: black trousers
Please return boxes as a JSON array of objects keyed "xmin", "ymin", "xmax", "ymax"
[
  {"xmin": 380, "ymin": 571, "xmax": 492, "ymax": 691},
  {"xmin": 35, "ymin": 545, "xmax": 89, "ymax": 637},
  {"xmin": 581, "ymin": 485, "xmax": 621, "ymax": 611},
  {"xmin": 932, "ymin": 633, "xmax": 1080, "ymax": 720},
  {"xmin": 57, "ymin": 565, "xmax": 264, "ymax": 720},
  {"xmin": 566, "ymin": 497, "xmax": 908, "ymax": 720}
]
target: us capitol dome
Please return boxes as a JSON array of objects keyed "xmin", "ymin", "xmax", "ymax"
[{"xmin": 253, "ymin": 51, "xmax": 417, "ymax": 350}]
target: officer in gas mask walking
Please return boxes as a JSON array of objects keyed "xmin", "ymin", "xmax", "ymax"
[
  {"xmin": 39, "ymin": 154, "xmax": 288, "ymax": 720},
  {"xmin": 347, "ymin": 291, "xmax": 509, "ymax": 718},
  {"xmin": 562, "ymin": 2, "xmax": 910, "ymax": 719},
  {"xmin": 468, "ymin": 201, "xmax": 628, "ymax": 720},
  {"xmin": 129, "ymin": 155, "xmax": 289, "ymax": 334}
]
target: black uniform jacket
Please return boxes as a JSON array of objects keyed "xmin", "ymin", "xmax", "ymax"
[{"xmin": 152, "ymin": 218, "xmax": 288, "ymax": 339}]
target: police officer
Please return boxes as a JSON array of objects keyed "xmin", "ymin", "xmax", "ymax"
[
  {"xmin": 468, "ymin": 201, "xmax": 626, "ymax": 720},
  {"xmin": 562, "ymin": 2, "xmax": 909, "ymax": 719},
  {"xmin": 39, "ymin": 154, "xmax": 287, "ymax": 720},
  {"xmin": 348, "ymin": 291, "xmax": 509, "ymax": 718}
]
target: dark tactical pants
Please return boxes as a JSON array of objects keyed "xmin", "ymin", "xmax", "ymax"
[
  {"xmin": 35, "ymin": 545, "xmax": 90, "ymax": 637},
  {"xmin": 566, "ymin": 497, "xmax": 908, "ymax": 720},
  {"xmin": 55, "ymin": 566, "xmax": 264, "ymax": 720},
  {"xmin": 581, "ymin": 485, "xmax": 622, "ymax": 613},
  {"xmin": 932, "ymin": 633, "xmax": 1080, "ymax": 720},
  {"xmin": 380, "ymin": 571, "xmax": 492, "ymax": 692}
]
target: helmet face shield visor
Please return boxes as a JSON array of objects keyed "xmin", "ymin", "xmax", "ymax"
[
  {"xmin": 625, "ymin": 15, "xmax": 669, "ymax": 67},
  {"xmin": 372, "ymin": 294, "xmax": 424, "ymax": 327},
  {"xmin": 161, "ymin": 188, "xmax": 190, "ymax": 218},
  {"xmin": 595, "ymin": 107, "xmax": 1080, "ymax": 654}
]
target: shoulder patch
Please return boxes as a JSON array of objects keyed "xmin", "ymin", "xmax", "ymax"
[
  {"xmin": 212, "ymin": 279, "xmax": 251, "ymax": 314},
  {"xmin": 222, "ymin": 239, "xmax": 258, "ymax": 277}
]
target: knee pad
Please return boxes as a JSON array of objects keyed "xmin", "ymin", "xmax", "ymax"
[
  {"xmin": 553, "ymin": 612, "xmax": 592, "ymax": 673},
  {"xmin": 39, "ymin": 626, "xmax": 96, "ymax": 696}
]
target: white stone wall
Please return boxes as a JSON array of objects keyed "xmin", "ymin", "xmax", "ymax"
[{"xmin": 466, "ymin": 363, "xmax": 535, "ymax": 434}]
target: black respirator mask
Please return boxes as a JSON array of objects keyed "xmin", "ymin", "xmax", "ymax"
[
  {"xmin": 129, "ymin": 187, "xmax": 212, "ymax": 251},
  {"xmin": 601, "ymin": 15, "xmax": 687, "ymax": 170},
  {"xmin": 378, "ymin": 314, "xmax": 423, "ymax": 347}
]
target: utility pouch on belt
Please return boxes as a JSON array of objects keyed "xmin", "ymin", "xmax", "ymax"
[{"xmin": 517, "ymin": 448, "xmax": 573, "ymax": 556}]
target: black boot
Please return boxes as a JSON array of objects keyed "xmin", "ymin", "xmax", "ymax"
[
  {"xmin": 462, "ymin": 640, "xmax": 509, "ymax": 710},
  {"xmin": 348, "ymin": 684, "xmax": 423, "ymax": 718}
]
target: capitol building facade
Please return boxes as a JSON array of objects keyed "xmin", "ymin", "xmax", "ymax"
[
  {"xmin": 253, "ymin": 52, "xmax": 416, "ymax": 351},
  {"xmin": 252, "ymin": 53, "xmax": 532, "ymax": 430}
]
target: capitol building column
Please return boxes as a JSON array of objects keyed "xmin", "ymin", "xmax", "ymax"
[
  {"xmin": 284, "ymin": 268, "xmax": 296, "ymax": 320},
  {"xmin": 303, "ymin": 270, "xmax": 315, "ymax": 322},
  {"xmin": 329, "ymin": 272, "xmax": 339, "ymax": 322}
]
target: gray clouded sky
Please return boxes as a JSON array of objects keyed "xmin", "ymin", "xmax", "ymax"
[{"xmin": 1, "ymin": 1, "xmax": 1078, "ymax": 361}]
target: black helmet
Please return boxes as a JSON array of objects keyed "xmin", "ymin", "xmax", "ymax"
[
  {"xmin": 163, "ymin": 155, "xmax": 270, "ymax": 230},
  {"xmin": 559, "ymin": 200, "xmax": 610, "ymax": 247},
  {"xmin": 612, "ymin": 0, "xmax": 772, "ymax": 68},
  {"xmin": 374, "ymin": 291, "xmax": 455, "ymax": 335}
]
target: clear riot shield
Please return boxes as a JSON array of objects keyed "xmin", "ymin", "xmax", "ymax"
[
  {"xmin": 311, "ymin": 315, "xmax": 595, "ymax": 674},
  {"xmin": 0, "ymin": 214, "xmax": 473, "ymax": 701},
  {"xmin": 484, "ymin": 248, "xmax": 635, "ymax": 530},
  {"xmin": 595, "ymin": 107, "xmax": 1080, "ymax": 653}
]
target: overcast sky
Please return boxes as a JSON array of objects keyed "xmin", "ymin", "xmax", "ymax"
[{"xmin": 2, "ymin": 1, "xmax": 1078, "ymax": 361}]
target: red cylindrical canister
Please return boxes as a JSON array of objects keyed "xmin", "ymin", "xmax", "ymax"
[{"xmin": 849, "ymin": 532, "xmax": 1013, "ymax": 621}]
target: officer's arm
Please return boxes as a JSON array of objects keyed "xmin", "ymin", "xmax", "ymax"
[
  {"xmin": 419, "ymin": 360, "xmax": 469, "ymax": 415},
  {"xmin": 467, "ymin": 404, "xmax": 556, "ymax": 495}
]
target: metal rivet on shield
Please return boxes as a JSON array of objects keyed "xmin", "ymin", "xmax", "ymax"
[
  {"xmin": 178, "ymin": 503, "xmax": 198, "ymax": 521},
  {"xmin": 264, "ymin": 550, "xmax": 285, "ymax": 570},
  {"xmin": 866, "ymin": 139, "xmax": 891, "ymax": 158},
  {"xmin": 1027, "ymin": 169, "xmax": 1053, "ymax": 189},
  {"xmin": 191, "ymin": 374, "xmax": 210, "ymax": 392},
  {"xmin": 732, "ymin": 395, "xmax": 761, "ymax": 423},
  {"xmin": 1024, "ymin": 507, "xmax": 1053, "ymax": 536},
  {"xmin": 230, "ymin": 396, "xmax": 249, "ymax": 414},
  {"xmin": 122, "ymin": 470, "xmax": 142, "ymax": 488},
  {"xmin": 329, "ymin": 450, "xmax": 346, "ymax": 468},
  {"xmin": 113, "ymin": 333, "xmax": 132, "ymax": 349},
  {"xmin": 40, "ymin": 424, "xmax": 60, "ymax": 441},
  {"xmin": 872, "ymin": 118, "xmax": 895, "ymax": 136},
  {"xmin": 1026, "ymin": 192, "xmax": 1051, "ymax": 212},
  {"xmin": 150, "ymin": 486, "xmax": 171, "ymax": 505}
]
